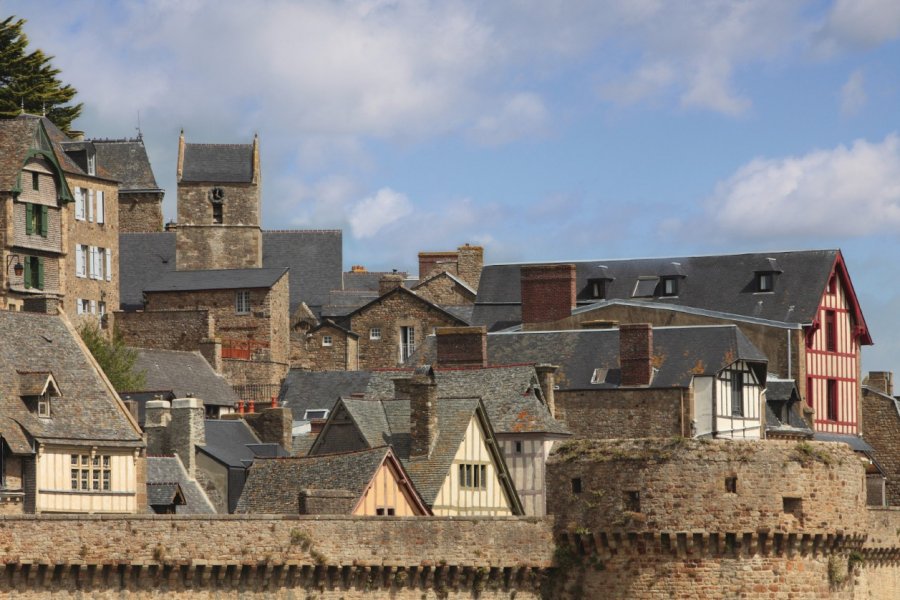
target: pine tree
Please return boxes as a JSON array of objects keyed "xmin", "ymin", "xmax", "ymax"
[
  {"xmin": 0, "ymin": 16, "xmax": 82, "ymax": 133},
  {"xmin": 78, "ymin": 323, "xmax": 146, "ymax": 393}
]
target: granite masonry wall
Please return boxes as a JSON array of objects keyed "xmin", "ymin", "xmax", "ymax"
[
  {"xmin": 556, "ymin": 388, "xmax": 689, "ymax": 439},
  {"xmin": 415, "ymin": 273, "xmax": 476, "ymax": 306},
  {"xmin": 119, "ymin": 191, "xmax": 164, "ymax": 234},
  {"xmin": 114, "ymin": 309, "xmax": 213, "ymax": 352},
  {"xmin": 860, "ymin": 386, "xmax": 900, "ymax": 505}
]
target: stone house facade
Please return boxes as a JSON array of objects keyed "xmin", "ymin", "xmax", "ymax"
[
  {"xmin": 299, "ymin": 320, "xmax": 359, "ymax": 371},
  {"xmin": 418, "ymin": 243, "xmax": 483, "ymax": 290},
  {"xmin": 412, "ymin": 270, "xmax": 476, "ymax": 306},
  {"xmin": 92, "ymin": 137, "xmax": 164, "ymax": 234}
]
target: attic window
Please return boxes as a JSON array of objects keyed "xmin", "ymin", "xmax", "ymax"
[
  {"xmin": 757, "ymin": 272, "xmax": 774, "ymax": 292},
  {"xmin": 661, "ymin": 277, "xmax": 678, "ymax": 297},
  {"xmin": 31, "ymin": 172, "xmax": 39, "ymax": 191},
  {"xmin": 632, "ymin": 277, "xmax": 659, "ymax": 298},
  {"xmin": 591, "ymin": 368, "xmax": 609, "ymax": 384},
  {"xmin": 303, "ymin": 409, "xmax": 329, "ymax": 420},
  {"xmin": 322, "ymin": 335, "xmax": 333, "ymax": 347},
  {"xmin": 588, "ymin": 278, "xmax": 607, "ymax": 300},
  {"xmin": 827, "ymin": 274, "xmax": 837, "ymax": 294},
  {"xmin": 87, "ymin": 153, "xmax": 96, "ymax": 176}
]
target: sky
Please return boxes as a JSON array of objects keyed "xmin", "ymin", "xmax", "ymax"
[{"xmin": 5, "ymin": 0, "xmax": 900, "ymax": 372}]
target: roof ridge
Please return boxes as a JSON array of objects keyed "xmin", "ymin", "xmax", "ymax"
[
  {"xmin": 264, "ymin": 229, "xmax": 342, "ymax": 234},
  {"xmin": 484, "ymin": 248, "xmax": 839, "ymax": 267},
  {"xmin": 185, "ymin": 142, "xmax": 252, "ymax": 148}
]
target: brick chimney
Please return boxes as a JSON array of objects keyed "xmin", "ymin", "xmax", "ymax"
[
  {"xmin": 620, "ymin": 323, "xmax": 654, "ymax": 387},
  {"xmin": 22, "ymin": 297, "xmax": 60, "ymax": 314},
  {"xmin": 435, "ymin": 326, "xmax": 487, "ymax": 368},
  {"xmin": 144, "ymin": 398, "xmax": 172, "ymax": 456},
  {"xmin": 456, "ymin": 244, "xmax": 484, "ymax": 290},
  {"xmin": 418, "ymin": 251, "xmax": 457, "ymax": 280},
  {"xmin": 379, "ymin": 272, "xmax": 405, "ymax": 295},
  {"xmin": 866, "ymin": 371, "xmax": 894, "ymax": 396},
  {"xmin": 520, "ymin": 264, "xmax": 577, "ymax": 326},
  {"xmin": 534, "ymin": 364, "xmax": 559, "ymax": 418},
  {"xmin": 409, "ymin": 366, "xmax": 438, "ymax": 458},
  {"xmin": 170, "ymin": 397, "xmax": 206, "ymax": 478}
]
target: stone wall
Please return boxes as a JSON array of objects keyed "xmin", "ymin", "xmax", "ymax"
[
  {"xmin": 415, "ymin": 273, "xmax": 476, "ymax": 306},
  {"xmin": 114, "ymin": 309, "xmax": 213, "ymax": 352},
  {"xmin": 557, "ymin": 388, "xmax": 688, "ymax": 439},
  {"xmin": 0, "ymin": 515, "xmax": 552, "ymax": 598},
  {"xmin": 860, "ymin": 387, "xmax": 900, "ymax": 505},
  {"xmin": 119, "ymin": 190, "xmax": 164, "ymax": 233},
  {"xmin": 221, "ymin": 358, "xmax": 288, "ymax": 387}
]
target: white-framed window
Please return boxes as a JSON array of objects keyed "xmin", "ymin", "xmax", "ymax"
[
  {"xmin": 87, "ymin": 189, "xmax": 94, "ymax": 222},
  {"xmin": 370, "ymin": 327, "xmax": 381, "ymax": 340},
  {"xmin": 37, "ymin": 394, "xmax": 51, "ymax": 418},
  {"xmin": 96, "ymin": 190, "xmax": 105, "ymax": 224},
  {"xmin": 74, "ymin": 188, "xmax": 86, "ymax": 221},
  {"xmin": 235, "ymin": 290, "xmax": 250, "ymax": 314},
  {"xmin": 303, "ymin": 409, "xmax": 329, "ymax": 420},
  {"xmin": 77, "ymin": 298, "xmax": 90, "ymax": 315},
  {"xmin": 88, "ymin": 246, "xmax": 104, "ymax": 279},
  {"xmin": 400, "ymin": 326, "xmax": 415, "ymax": 362},
  {"xmin": 322, "ymin": 335, "xmax": 333, "ymax": 347},
  {"xmin": 105, "ymin": 248, "xmax": 112, "ymax": 281},
  {"xmin": 75, "ymin": 244, "xmax": 87, "ymax": 278},
  {"xmin": 70, "ymin": 454, "xmax": 111, "ymax": 491},
  {"xmin": 87, "ymin": 153, "xmax": 96, "ymax": 176},
  {"xmin": 98, "ymin": 301, "xmax": 106, "ymax": 317}
]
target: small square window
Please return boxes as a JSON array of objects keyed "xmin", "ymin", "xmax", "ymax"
[
  {"xmin": 31, "ymin": 172, "xmax": 39, "ymax": 191},
  {"xmin": 625, "ymin": 490, "xmax": 641, "ymax": 512},
  {"xmin": 322, "ymin": 335, "xmax": 333, "ymax": 347},
  {"xmin": 370, "ymin": 327, "xmax": 381, "ymax": 340},
  {"xmin": 783, "ymin": 497, "xmax": 803, "ymax": 519},
  {"xmin": 571, "ymin": 478, "xmax": 582, "ymax": 494}
]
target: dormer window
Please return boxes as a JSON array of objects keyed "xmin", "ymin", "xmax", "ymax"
[
  {"xmin": 757, "ymin": 272, "xmax": 774, "ymax": 292},
  {"xmin": 87, "ymin": 153, "xmax": 96, "ymax": 176},
  {"xmin": 18, "ymin": 371, "xmax": 60, "ymax": 419},
  {"xmin": 38, "ymin": 393, "xmax": 51, "ymax": 418},
  {"xmin": 632, "ymin": 277, "xmax": 659, "ymax": 298},
  {"xmin": 661, "ymin": 277, "xmax": 678, "ymax": 297},
  {"xmin": 588, "ymin": 279, "xmax": 607, "ymax": 300}
]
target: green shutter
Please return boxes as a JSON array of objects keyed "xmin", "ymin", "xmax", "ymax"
[
  {"xmin": 25, "ymin": 203, "xmax": 33, "ymax": 235},
  {"xmin": 40, "ymin": 206, "xmax": 48, "ymax": 237},
  {"xmin": 37, "ymin": 257, "xmax": 44, "ymax": 290},
  {"xmin": 23, "ymin": 257, "xmax": 31, "ymax": 289}
]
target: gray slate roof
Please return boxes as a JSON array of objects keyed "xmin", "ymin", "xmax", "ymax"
[
  {"xmin": 143, "ymin": 267, "xmax": 287, "ymax": 293},
  {"xmin": 0, "ymin": 311, "xmax": 143, "ymax": 447},
  {"xmin": 343, "ymin": 270, "xmax": 408, "ymax": 292},
  {"xmin": 473, "ymin": 250, "xmax": 853, "ymax": 331},
  {"xmin": 128, "ymin": 348, "xmax": 238, "ymax": 407},
  {"xmin": 146, "ymin": 455, "xmax": 216, "ymax": 514},
  {"xmin": 181, "ymin": 143, "xmax": 253, "ymax": 183},
  {"xmin": 414, "ymin": 325, "xmax": 766, "ymax": 390},
  {"xmin": 0, "ymin": 118, "xmax": 39, "ymax": 191},
  {"xmin": 236, "ymin": 447, "xmax": 392, "ymax": 514},
  {"xmin": 118, "ymin": 232, "xmax": 176, "ymax": 309},
  {"xmin": 199, "ymin": 420, "xmax": 261, "ymax": 468},
  {"xmin": 279, "ymin": 370, "xmax": 373, "ymax": 417},
  {"xmin": 91, "ymin": 138, "xmax": 161, "ymax": 191},
  {"xmin": 321, "ymin": 290, "xmax": 379, "ymax": 318}
]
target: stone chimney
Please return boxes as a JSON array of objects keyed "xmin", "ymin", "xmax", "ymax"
[
  {"xmin": 520, "ymin": 264, "xmax": 577, "ymax": 326},
  {"xmin": 392, "ymin": 376, "xmax": 412, "ymax": 400},
  {"xmin": 457, "ymin": 244, "xmax": 484, "ymax": 290},
  {"xmin": 379, "ymin": 272, "xmax": 405, "ymax": 295},
  {"xmin": 170, "ymin": 397, "xmax": 206, "ymax": 478},
  {"xmin": 534, "ymin": 364, "xmax": 559, "ymax": 418},
  {"xmin": 435, "ymin": 326, "xmax": 487, "ymax": 368},
  {"xmin": 144, "ymin": 399, "xmax": 172, "ymax": 456},
  {"xmin": 620, "ymin": 323, "xmax": 654, "ymax": 387},
  {"xmin": 176, "ymin": 130, "xmax": 185, "ymax": 182},
  {"xmin": 866, "ymin": 371, "xmax": 894, "ymax": 396},
  {"xmin": 409, "ymin": 366, "xmax": 438, "ymax": 459},
  {"xmin": 242, "ymin": 406, "xmax": 293, "ymax": 451},
  {"xmin": 198, "ymin": 338, "xmax": 222, "ymax": 373},
  {"xmin": 22, "ymin": 297, "xmax": 60, "ymax": 314}
]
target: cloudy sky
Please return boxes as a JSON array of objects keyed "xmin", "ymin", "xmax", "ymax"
[{"xmin": 6, "ymin": 0, "xmax": 900, "ymax": 371}]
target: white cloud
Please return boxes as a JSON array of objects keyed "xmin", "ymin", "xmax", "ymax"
[
  {"xmin": 709, "ymin": 134, "xmax": 900, "ymax": 238},
  {"xmin": 815, "ymin": 0, "xmax": 900, "ymax": 54},
  {"xmin": 470, "ymin": 93, "xmax": 549, "ymax": 145},
  {"xmin": 840, "ymin": 69, "xmax": 867, "ymax": 116},
  {"xmin": 348, "ymin": 188, "xmax": 414, "ymax": 239}
]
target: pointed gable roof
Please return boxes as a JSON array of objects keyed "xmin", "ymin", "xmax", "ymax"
[
  {"xmin": 0, "ymin": 117, "xmax": 73, "ymax": 201},
  {"xmin": 92, "ymin": 137, "xmax": 161, "ymax": 191}
]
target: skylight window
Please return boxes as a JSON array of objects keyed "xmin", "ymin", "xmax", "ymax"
[{"xmin": 632, "ymin": 277, "xmax": 659, "ymax": 298}]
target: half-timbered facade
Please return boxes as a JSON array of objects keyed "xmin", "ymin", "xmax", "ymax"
[{"xmin": 701, "ymin": 359, "xmax": 764, "ymax": 440}]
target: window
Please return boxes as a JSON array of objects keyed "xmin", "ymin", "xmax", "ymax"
[
  {"xmin": 661, "ymin": 277, "xmax": 678, "ymax": 296},
  {"xmin": 783, "ymin": 497, "xmax": 803, "ymax": 519},
  {"xmin": 75, "ymin": 245, "xmax": 87, "ymax": 278},
  {"xmin": 74, "ymin": 188, "xmax": 86, "ymax": 221},
  {"xmin": 588, "ymin": 279, "xmax": 607, "ymax": 300},
  {"xmin": 825, "ymin": 310, "xmax": 837, "ymax": 352},
  {"xmin": 235, "ymin": 290, "xmax": 250, "ymax": 314},
  {"xmin": 826, "ymin": 379, "xmax": 838, "ymax": 421},
  {"xmin": 303, "ymin": 409, "xmax": 329, "ymax": 420},
  {"xmin": 77, "ymin": 298, "xmax": 91, "ymax": 315},
  {"xmin": 37, "ymin": 393, "xmax": 51, "ymax": 418},
  {"xmin": 730, "ymin": 370, "xmax": 744, "ymax": 417},
  {"xmin": 632, "ymin": 277, "xmax": 659, "ymax": 298},
  {"xmin": 827, "ymin": 274, "xmax": 837, "ymax": 294},
  {"xmin": 23, "ymin": 256, "xmax": 43, "ymax": 290},
  {"xmin": 70, "ymin": 454, "xmax": 111, "ymax": 491},
  {"xmin": 105, "ymin": 248, "xmax": 111, "ymax": 281},
  {"xmin": 375, "ymin": 508, "xmax": 396, "ymax": 516},
  {"xmin": 571, "ymin": 478, "xmax": 583, "ymax": 494},
  {"xmin": 400, "ymin": 326, "xmax": 415, "ymax": 362},
  {"xmin": 369, "ymin": 327, "xmax": 381, "ymax": 340},
  {"xmin": 322, "ymin": 335, "xmax": 333, "ymax": 347},
  {"xmin": 625, "ymin": 490, "xmax": 641, "ymax": 512},
  {"xmin": 212, "ymin": 203, "xmax": 223, "ymax": 224},
  {"xmin": 725, "ymin": 476, "xmax": 737, "ymax": 494},
  {"xmin": 96, "ymin": 190, "xmax": 104, "ymax": 224},
  {"xmin": 458, "ymin": 463, "xmax": 487, "ymax": 489},
  {"xmin": 31, "ymin": 172, "xmax": 39, "ymax": 191},
  {"xmin": 88, "ymin": 246, "xmax": 106, "ymax": 280},
  {"xmin": 25, "ymin": 203, "xmax": 48, "ymax": 237},
  {"xmin": 87, "ymin": 153, "xmax": 96, "ymax": 176},
  {"xmin": 515, "ymin": 441, "xmax": 523, "ymax": 454},
  {"xmin": 87, "ymin": 189, "xmax": 94, "ymax": 222},
  {"xmin": 98, "ymin": 301, "xmax": 106, "ymax": 317},
  {"xmin": 757, "ymin": 272, "xmax": 773, "ymax": 292},
  {"xmin": 806, "ymin": 376, "xmax": 814, "ymax": 408}
]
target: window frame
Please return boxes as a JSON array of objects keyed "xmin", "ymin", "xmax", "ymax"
[
  {"xmin": 757, "ymin": 272, "xmax": 774, "ymax": 292},
  {"xmin": 825, "ymin": 310, "xmax": 837, "ymax": 352},
  {"xmin": 31, "ymin": 171, "xmax": 39, "ymax": 191},
  {"xmin": 661, "ymin": 277, "xmax": 678, "ymax": 297},
  {"xmin": 70, "ymin": 453, "xmax": 111, "ymax": 492},
  {"xmin": 826, "ymin": 379, "xmax": 838, "ymax": 421},
  {"xmin": 458, "ymin": 463, "xmax": 488, "ymax": 490},
  {"xmin": 235, "ymin": 290, "xmax": 251, "ymax": 315},
  {"xmin": 369, "ymin": 327, "xmax": 381, "ymax": 340},
  {"xmin": 322, "ymin": 335, "xmax": 333, "ymax": 347},
  {"xmin": 730, "ymin": 370, "xmax": 744, "ymax": 417}
]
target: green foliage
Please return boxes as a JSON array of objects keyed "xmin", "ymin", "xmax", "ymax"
[
  {"xmin": 0, "ymin": 16, "xmax": 82, "ymax": 132},
  {"xmin": 78, "ymin": 323, "xmax": 145, "ymax": 392}
]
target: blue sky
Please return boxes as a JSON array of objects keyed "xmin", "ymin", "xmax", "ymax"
[{"xmin": 6, "ymin": 0, "xmax": 900, "ymax": 371}]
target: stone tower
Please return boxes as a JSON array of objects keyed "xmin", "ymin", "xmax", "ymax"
[{"xmin": 175, "ymin": 131, "xmax": 262, "ymax": 270}]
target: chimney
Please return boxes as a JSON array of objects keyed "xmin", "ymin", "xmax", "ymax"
[
  {"xmin": 242, "ymin": 406, "xmax": 294, "ymax": 452},
  {"xmin": 144, "ymin": 399, "xmax": 172, "ymax": 456},
  {"xmin": 379, "ymin": 272, "xmax": 405, "ymax": 295},
  {"xmin": 176, "ymin": 129, "xmax": 185, "ymax": 182},
  {"xmin": 534, "ymin": 364, "xmax": 559, "ymax": 419},
  {"xmin": 251, "ymin": 132, "xmax": 260, "ymax": 185},
  {"xmin": 520, "ymin": 264, "xmax": 577, "ymax": 327},
  {"xmin": 170, "ymin": 397, "xmax": 206, "ymax": 477},
  {"xmin": 620, "ymin": 323, "xmax": 654, "ymax": 387},
  {"xmin": 435, "ymin": 326, "xmax": 487, "ymax": 368},
  {"xmin": 392, "ymin": 376, "xmax": 412, "ymax": 400},
  {"xmin": 351, "ymin": 265, "xmax": 367, "ymax": 273},
  {"xmin": 22, "ymin": 297, "xmax": 60, "ymax": 314},
  {"xmin": 409, "ymin": 366, "xmax": 438, "ymax": 458},
  {"xmin": 199, "ymin": 337, "xmax": 222, "ymax": 373},
  {"xmin": 418, "ymin": 252, "xmax": 456, "ymax": 280},
  {"xmin": 866, "ymin": 371, "xmax": 894, "ymax": 396},
  {"xmin": 456, "ymin": 244, "xmax": 484, "ymax": 290}
]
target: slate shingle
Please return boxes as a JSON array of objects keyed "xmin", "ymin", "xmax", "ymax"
[
  {"xmin": 129, "ymin": 348, "xmax": 238, "ymax": 407},
  {"xmin": 92, "ymin": 138, "xmax": 161, "ymax": 191},
  {"xmin": 146, "ymin": 455, "xmax": 216, "ymax": 514},
  {"xmin": 181, "ymin": 143, "xmax": 253, "ymax": 183}
]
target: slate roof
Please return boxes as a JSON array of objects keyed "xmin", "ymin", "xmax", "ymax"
[
  {"xmin": 199, "ymin": 420, "xmax": 262, "ymax": 468},
  {"xmin": 321, "ymin": 290, "xmax": 379, "ymax": 318},
  {"xmin": 413, "ymin": 325, "xmax": 767, "ymax": 390},
  {"xmin": 414, "ymin": 271, "xmax": 477, "ymax": 296},
  {"xmin": 143, "ymin": 267, "xmax": 287, "ymax": 293},
  {"xmin": 0, "ymin": 311, "xmax": 143, "ymax": 446},
  {"xmin": 0, "ymin": 118, "xmax": 38, "ymax": 191},
  {"xmin": 119, "ymin": 231, "xmax": 342, "ymax": 314},
  {"xmin": 118, "ymin": 232, "xmax": 176, "ymax": 309},
  {"xmin": 343, "ymin": 270, "xmax": 408, "ymax": 292},
  {"xmin": 128, "ymin": 348, "xmax": 238, "ymax": 407},
  {"xmin": 279, "ymin": 370, "xmax": 373, "ymax": 417},
  {"xmin": 473, "ymin": 250, "xmax": 862, "ymax": 332},
  {"xmin": 441, "ymin": 305, "xmax": 474, "ymax": 325},
  {"xmin": 235, "ymin": 446, "xmax": 393, "ymax": 514},
  {"xmin": 91, "ymin": 138, "xmax": 161, "ymax": 191},
  {"xmin": 146, "ymin": 455, "xmax": 216, "ymax": 514},
  {"xmin": 181, "ymin": 142, "xmax": 253, "ymax": 183}
]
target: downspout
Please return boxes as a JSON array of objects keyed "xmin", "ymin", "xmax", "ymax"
[{"xmin": 787, "ymin": 329, "xmax": 792, "ymax": 380}]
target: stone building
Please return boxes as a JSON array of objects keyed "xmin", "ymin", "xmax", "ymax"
[
  {"xmin": 0, "ymin": 304, "xmax": 145, "ymax": 514},
  {"xmin": 417, "ymin": 243, "xmax": 484, "ymax": 290},
  {"xmin": 92, "ymin": 136, "xmax": 164, "ymax": 234}
]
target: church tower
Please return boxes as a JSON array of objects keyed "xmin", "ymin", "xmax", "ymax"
[{"xmin": 174, "ymin": 131, "xmax": 262, "ymax": 270}]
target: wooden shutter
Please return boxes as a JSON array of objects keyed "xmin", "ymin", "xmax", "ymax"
[
  {"xmin": 37, "ymin": 257, "xmax": 44, "ymax": 289},
  {"xmin": 105, "ymin": 248, "xmax": 112, "ymax": 281},
  {"xmin": 88, "ymin": 190, "xmax": 94, "ymax": 222},
  {"xmin": 75, "ymin": 188, "xmax": 85, "ymax": 220},
  {"xmin": 40, "ymin": 205, "xmax": 48, "ymax": 237},
  {"xmin": 75, "ymin": 245, "xmax": 85, "ymax": 277},
  {"xmin": 23, "ymin": 257, "xmax": 31, "ymax": 288},
  {"xmin": 96, "ymin": 191, "xmax": 104, "ymax": 223},
  {"xmin": 76, "ymin": 299, "xmax": 83, "ymax": 315},
  {"xmin": 25, "ymin": 203, "xmax": 33, "ymax": 235}
]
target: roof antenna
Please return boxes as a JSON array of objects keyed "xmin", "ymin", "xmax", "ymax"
[{"xmin": 136, "ymin": 110, "xmax": 143, "ymax": 140}]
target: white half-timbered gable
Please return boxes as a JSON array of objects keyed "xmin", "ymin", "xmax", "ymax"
[{"xmin": 711, "ymin": 360, "xmax": 764, "ymax": 439}]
